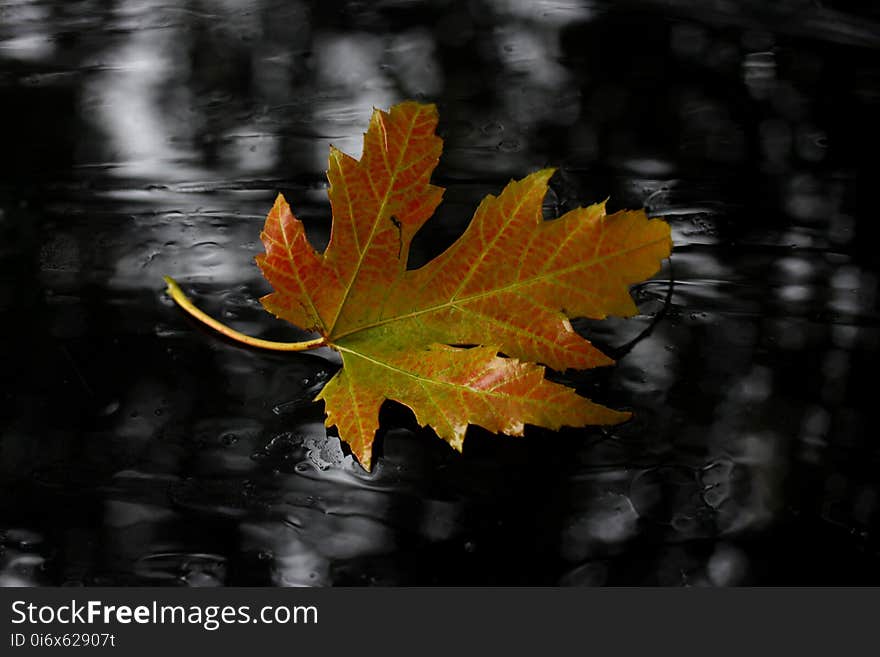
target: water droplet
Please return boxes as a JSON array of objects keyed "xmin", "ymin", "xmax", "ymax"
[
  {"xmin": 497, "ymin": 138, "xmax": 520, "ymax": 152},
  {"xmin": 99, "ymin": 400, "xmax": 120, "ymax": 416},
  {"xmin": 481, "ymin": 121, "xmax": 503, "ymax": 136},
  {"xmin": 671, "ymin": 514, "xmax": 697, "ymax": 533},
  {"xmin": 154, "ymin": 323, "xmax": 182, "ymax": 336},
  {"xmin": 702, "ymin": 484, "xmax": 729, "ymax": 508},
  {"xmin": 2, "ymin": 529, "xmax": 43, "ymax": 549}
]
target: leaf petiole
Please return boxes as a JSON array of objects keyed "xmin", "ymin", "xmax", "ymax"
[{"xmin": 163, "ymin": 276, "xmax": 327, "ymax": 352}]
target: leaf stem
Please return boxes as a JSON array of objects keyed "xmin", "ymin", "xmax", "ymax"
[{"xmin": 163, "ymin": 276, "xmax": 327, "ymax": 352}]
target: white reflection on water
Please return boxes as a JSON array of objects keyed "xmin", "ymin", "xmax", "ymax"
[
  {"xmin": 0, "ymin": 33, "xmax": 54, "ymax": 60},
  {"xmin": 388, "ymin": 29, "xmax": 443, "ymax": 98},
  {"xmin": 311, "ymin": 32, "xmax": 399, "ymax": 163},
  {"xmin": 0, "ymin": 0, "xmax": 54, "ymax": 61},
  {"xmin": 218, "ymin": 124, "xmax": 281, "ymax": 174},
  {"xmin": 83, "ymin": 3, "xmax": 200, "ymax": 179},
  {"xmin": 490, "ymin": 0, "xmax": 595, "ymax": 26}
]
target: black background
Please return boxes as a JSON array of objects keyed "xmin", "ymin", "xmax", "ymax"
[{"xmin": 1, "ymin": 0, "xmax": 879, "ymax": 585}]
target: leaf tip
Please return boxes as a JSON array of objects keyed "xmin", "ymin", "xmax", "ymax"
[
  {"xmin": 528, "ymin": 167, "xmax": 556, "ymax": 187},
  {"xmin": 448, "ymin": 429, "xmax": 466, "ymax": 453}
]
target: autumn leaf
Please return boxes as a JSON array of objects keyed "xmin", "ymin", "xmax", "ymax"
[{"xmin": 165, "ymin": 101, "xmax": 672, "ymax": 470}]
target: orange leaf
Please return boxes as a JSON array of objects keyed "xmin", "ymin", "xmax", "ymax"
[{"xmin": 170, "ymin": 101, "xmax": 672, "ymax": 471}]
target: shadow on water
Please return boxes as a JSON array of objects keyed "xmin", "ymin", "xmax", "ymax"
[{"xmin": 1, "ymin": 0, "xmax": 879, "ymax": 585}]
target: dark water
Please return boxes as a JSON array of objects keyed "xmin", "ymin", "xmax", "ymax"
[{"xmin": 2, "ymin": 0, "xmax": 879, "ymax": 586}]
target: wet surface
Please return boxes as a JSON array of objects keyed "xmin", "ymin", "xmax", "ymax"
[{"xmin": 1, "ymin": 0, "xmax": 879, "ymax": 585}]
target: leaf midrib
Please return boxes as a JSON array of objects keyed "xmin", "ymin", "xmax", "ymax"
[{"xmin": 326, "ymin": 110, "xmax": 421, "ymax": 335}]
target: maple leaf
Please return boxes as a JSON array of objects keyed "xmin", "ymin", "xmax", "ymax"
[{"xmin": 165, "ymin": 101, "xmax": 672, "ymax": 471}]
